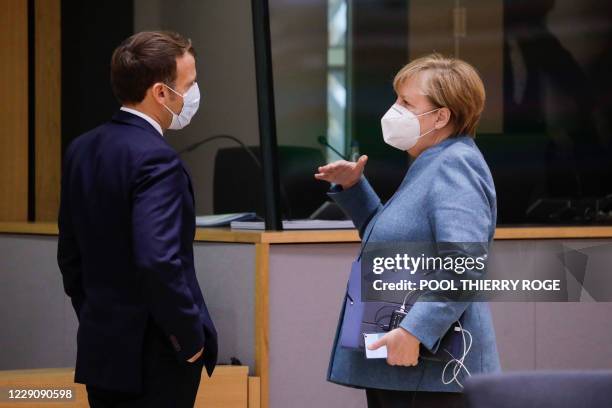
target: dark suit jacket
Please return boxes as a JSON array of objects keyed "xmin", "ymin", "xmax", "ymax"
[{"xmin": 57, "ymin": 110, "xmax": 218, "ymax": 393}]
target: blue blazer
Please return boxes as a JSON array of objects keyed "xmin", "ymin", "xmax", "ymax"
[
  {"xmin": 57, "ymin": 110, "xmax": 218, "ymax": 393},
  {"xmin": 327, "ymin": 136, "xmax": 501, "ymax": 392}
]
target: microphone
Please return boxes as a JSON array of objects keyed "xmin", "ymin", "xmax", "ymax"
[
  {"xmin": 317, "ymin": 135, "xmax": 348, "ymax": 160},
  {"xmin": 177, "ymin": 134, "xmax": 261, "ymax": 167}
]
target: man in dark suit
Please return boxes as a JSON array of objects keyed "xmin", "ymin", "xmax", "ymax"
[{"xmin": 57, "ymin": 31, "xmax": 217, "ymax": 408}]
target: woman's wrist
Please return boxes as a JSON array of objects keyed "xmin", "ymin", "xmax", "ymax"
[{"xmin": 340, "ymin": 177, "xmax": 361, "ymax": 190}]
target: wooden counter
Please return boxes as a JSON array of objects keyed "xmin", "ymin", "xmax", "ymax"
[
  {"xmin": 0, "ymin": 222, "xmax": 59, "ymax": 236},
  {"xmin": 2, "ymin": 222, "xmax": 612, "ymax": 241}
]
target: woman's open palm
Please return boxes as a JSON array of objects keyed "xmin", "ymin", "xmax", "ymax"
[{"xmin": 314, "ymin": 155, "xmax": 368, "ymax": 190}]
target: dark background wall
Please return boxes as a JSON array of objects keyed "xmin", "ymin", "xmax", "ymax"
[
  {"xmin": 351, "ymin": 0, "xmax": 410, "ymax": 203},
  {"xmin": 61, "ymin": 0, "xmax": 134, "ymax": 153}
]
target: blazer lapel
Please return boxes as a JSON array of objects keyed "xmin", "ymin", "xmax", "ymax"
[{"xmin": 112, "ymin": 110, "xmax": 195, "ymax": 207}]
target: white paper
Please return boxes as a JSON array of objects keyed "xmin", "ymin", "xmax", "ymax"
[
  {"xmin": 364, "ymin": 333, "xmax": 388, "ymax": 359},
  {"xmin": 230, "ymin": 219, "xmax": 355, "ymax": 230}
]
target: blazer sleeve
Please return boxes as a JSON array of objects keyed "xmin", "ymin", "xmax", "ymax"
[
  {"xmin": 131, "ymin": 148, "xmax": 204, "ymax": 362},
  {"xmin": 400, "ymin": 153, "xmax": 493, "ymax": 353},
  {"xmin": 326, "ymin": 176, "xmax": 383, "ymax": 237},
  {"xmin": 57, "ymin": 148, "xmax": 85, "ymax": 320}
]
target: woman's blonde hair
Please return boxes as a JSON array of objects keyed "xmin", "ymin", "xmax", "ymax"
[{"xmin": 393, "ymin": 53, "xmax": 485, "ymax": 137}]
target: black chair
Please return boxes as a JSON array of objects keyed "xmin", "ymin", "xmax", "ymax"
[
  {"xmin": 464, "ymin": 371, "xmax": 612, "ymax": 408},
  {"xmin": 213, "ymin": 145, "xmax": 329, "ymax": 219}
]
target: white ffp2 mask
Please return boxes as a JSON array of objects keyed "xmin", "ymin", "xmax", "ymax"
[
  {"xmin": 381, "ymin": 103, "xmax": 440, "ymax": 151},
  {"xmin": 162, "ymin": 82, "xmax": 201, "ymax": 130}
]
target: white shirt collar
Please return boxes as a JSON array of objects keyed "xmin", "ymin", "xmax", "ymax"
[{"xmin": 120, "ymin": 106, "xmax": 164, "ymax": 136}]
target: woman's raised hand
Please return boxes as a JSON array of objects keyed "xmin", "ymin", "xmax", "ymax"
[{"xmin": 314, "ymin": 155, "xmax": 368, "ymax": 190}]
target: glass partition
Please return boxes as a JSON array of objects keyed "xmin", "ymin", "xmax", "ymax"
[
  {"xmin": 62, "ymin": 1, "xmax": 612, "ymax": 226},
  {"xmin": 270, "ymin": 0, "xmax": 612, "ymax": 225}
]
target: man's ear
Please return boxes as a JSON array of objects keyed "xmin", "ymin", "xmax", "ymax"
[
  {"xmin": 435, "ymin": 107, "xmax": 452, "ymax": 129},
  {"xmin": 150, "ymin": 83, "xmax": 166, "ymax": 104}
]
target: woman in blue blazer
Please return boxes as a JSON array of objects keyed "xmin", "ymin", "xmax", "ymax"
[{"xmin": 315, "ymin": 54, "xmax": 500, "ymax": 407}]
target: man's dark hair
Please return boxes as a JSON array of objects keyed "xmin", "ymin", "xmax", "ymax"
[{"xmin": 110, "ymin": 31, "xmax": 195, "ymax": 104}]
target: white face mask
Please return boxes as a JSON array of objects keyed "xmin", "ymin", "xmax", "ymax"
[
  {"xmin": 162, "ymin": 82, "xmax": 200, "ymax": 130},
  {"xmin": 381, "ymin": 103, "xmax": 440, "ymax": 151}
]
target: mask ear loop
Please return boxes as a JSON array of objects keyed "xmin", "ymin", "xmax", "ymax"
[
  {"xmin": 415, "ymin": 107, "xmax": 442, "ymax": 117},
  {"xmin": 162, "ymin": 83, "xmax": 185, "ymax": 98},
  {"xmin": 160, "ymin": 83, "xmax": 185, "ymax": 118},
  {"xmin": 162, "ymin": 103, "xmax": 178, "ymax": 117},
  {"xmin": 418, "ymin": 127, "xmax": 437, "ymax": 139},
  {"xmin": 416, "ymin": 107, "xmax": 443, "ymax": 138}
]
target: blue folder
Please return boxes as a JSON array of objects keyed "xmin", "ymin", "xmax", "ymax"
[{"xmin": 338, "ymin": 260, "xmax": 465, "ymax": 361}]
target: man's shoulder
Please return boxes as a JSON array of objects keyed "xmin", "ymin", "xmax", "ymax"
[{"xmin": 68, "ymin": 118, "xmax": 174, "ymax": 161}]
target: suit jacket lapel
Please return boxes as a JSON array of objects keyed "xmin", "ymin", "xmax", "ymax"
[{"xmin": 112, "ymin": 110, "xmax": 196, "ymax": 208}]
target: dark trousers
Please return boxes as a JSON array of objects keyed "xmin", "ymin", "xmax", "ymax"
[
  {"xmin": 366, "ymin": 388, "xmax": 464, "ymax": 408},
  {"xmin": 86, "ymin": 320, "xmax": 204, "ymax": 408}
]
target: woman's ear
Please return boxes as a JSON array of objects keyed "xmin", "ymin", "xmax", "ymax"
[{"xmin": 435, "ymin": 107, "xmax": 452, "ymax": 129}]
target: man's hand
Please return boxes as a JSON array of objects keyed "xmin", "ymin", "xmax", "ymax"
[
  {"xmin": 368, "ymin": 328, "xmax": 420, "ymax": 367},
  {"xmin": 314, "ymin": 155, "xmax": 368, "ymax": 190},
  {"xmin": 187, "ymin": 347, "xmax": 203, "ymax": 363}
]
